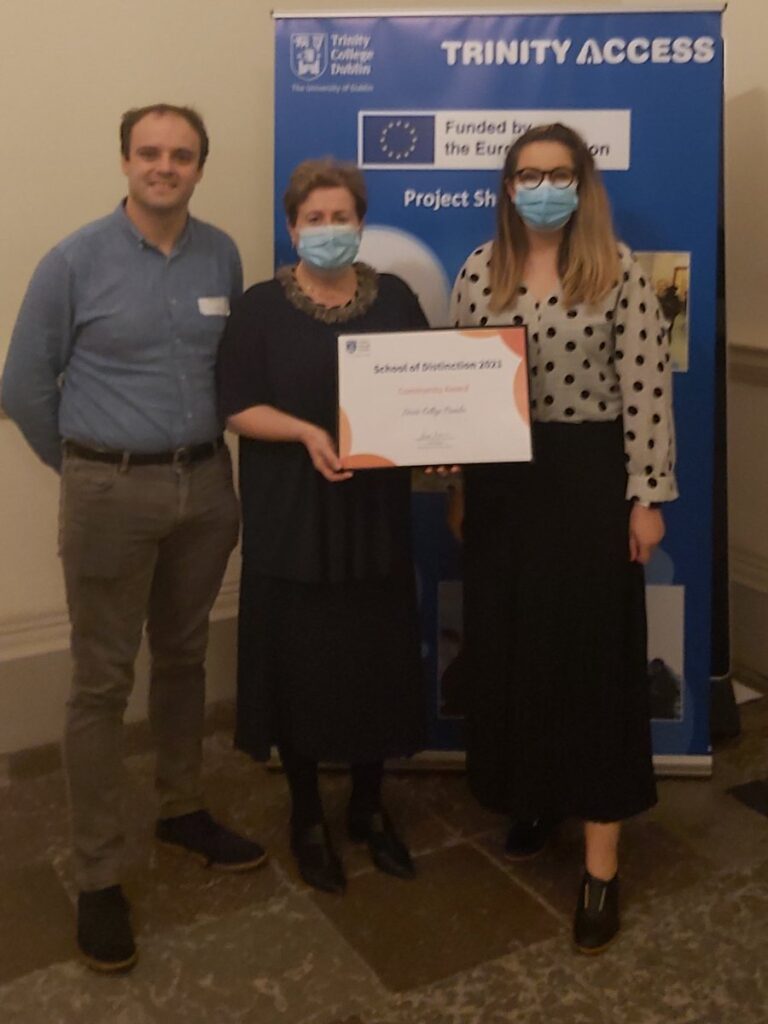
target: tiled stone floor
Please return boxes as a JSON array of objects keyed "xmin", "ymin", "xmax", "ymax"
[{"xmin": 1, "ymin": 693, "xmax": 767, "ymax": 1024}]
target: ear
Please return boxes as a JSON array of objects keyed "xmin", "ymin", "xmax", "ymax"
[
  {"xmin": 504, "ymin": 179, "xmax": 516, "ymax": 203},
  {"xmin": 287, "ymin": 217, "xmax": 299, "ymax": 248}
]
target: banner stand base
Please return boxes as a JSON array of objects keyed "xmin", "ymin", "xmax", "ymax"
[
  {"xmin": 265, "ymin": 749, "xmax": 466, "ymax": 773},
  {"xmin": 267, "ymin": 750, "xmax": 713, "ymax": 778},
  {"xmin": 651, "ymin": 754, "xmax": 712, "ymax": 778}
]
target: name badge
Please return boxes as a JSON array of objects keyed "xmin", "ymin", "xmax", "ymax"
[{"xmin": 198, "ymin": 296, "xmax": 230, "ymax": 316}]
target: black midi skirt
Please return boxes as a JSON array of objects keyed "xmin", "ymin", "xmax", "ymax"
[
  {"xmin": 235, "ymin": 570, "xmax": 427, "ymax": 764},
  {"xmin": 462, "ymin": 419, "xmax": 657, "ymax": 822}
]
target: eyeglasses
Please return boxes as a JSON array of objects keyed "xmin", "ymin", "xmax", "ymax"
[{"xmin": 513, "ymin": 167, "xmax": 577, "ymax": 190}]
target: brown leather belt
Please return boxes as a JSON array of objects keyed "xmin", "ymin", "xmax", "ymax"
[{"xmin": 63, "ymin": 437, "xmax": 225, "ymax": 467}]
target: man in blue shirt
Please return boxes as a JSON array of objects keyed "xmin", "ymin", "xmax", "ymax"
[{"xmin": 2, "ymin": 103, "xmax": 266, "ymax": 973}]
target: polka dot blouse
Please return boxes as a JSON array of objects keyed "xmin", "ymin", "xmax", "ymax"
[{"xmin": 450, "ymin": 241, "xmax": 678, "ymax": 504}]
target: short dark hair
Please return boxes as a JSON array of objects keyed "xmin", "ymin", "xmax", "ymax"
[
  {"xmin": 120, "ymin": 104, "xmax": 210, "ymax": 167},
  {"xmin": 283, "ymin": 158, "xmax": 367, "ymax": 225}
]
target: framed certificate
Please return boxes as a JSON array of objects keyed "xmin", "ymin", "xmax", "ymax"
[{"xmin": 337, "ymin": 326, "xmax": 532, "ymax": 468}]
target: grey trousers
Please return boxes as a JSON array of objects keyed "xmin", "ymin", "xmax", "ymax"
[{"xmin": 59, "ymin": 446, "xmax": 240, "ymax": 891}]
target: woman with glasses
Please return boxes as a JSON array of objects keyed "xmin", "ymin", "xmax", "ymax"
[{"xmin": 451, "ymin": 123, "xmax": 677, "ymax": 953}]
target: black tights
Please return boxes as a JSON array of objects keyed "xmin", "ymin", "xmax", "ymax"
[{"xmin": 278, "ymin": 742, "xmax": 383, "ymax": 830}]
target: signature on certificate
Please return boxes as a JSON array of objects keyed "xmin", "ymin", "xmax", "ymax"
[{"xmin": 415, "ymin": 430, "xmax": 455, "ymax": 449}]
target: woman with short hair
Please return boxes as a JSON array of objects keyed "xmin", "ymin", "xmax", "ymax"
[{"xmin": 217, "ymin": 159, "xmax": 427, "ymax": 894}]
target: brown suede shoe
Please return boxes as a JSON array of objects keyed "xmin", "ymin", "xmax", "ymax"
[
  {"xmin": 77, "ymin": 885, "xmax": 137, "ymax": 973},
  {"xmin": 155, "ymin": 810, "xmax": 267, "ymax": 871}
]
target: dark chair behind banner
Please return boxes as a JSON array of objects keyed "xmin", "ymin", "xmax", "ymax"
[{"xmin": 710, "ymin": 173, "xmax": 739, "ymax": 742}]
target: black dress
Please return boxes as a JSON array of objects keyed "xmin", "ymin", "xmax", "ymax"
[
  {"xmin": 217, "ymin": 264, "xmax": 428, "ymax": 763},
  {"xmin": 463, "ymin": 421, "xmax": 657, "ymax": 823}
]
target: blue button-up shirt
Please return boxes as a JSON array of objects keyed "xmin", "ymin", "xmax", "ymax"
[{"xmin": 2, "ymin": 203, "xmax": 243, "ymax": 470}]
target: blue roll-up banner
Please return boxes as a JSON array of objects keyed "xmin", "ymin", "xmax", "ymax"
[{"xmin": 274, "ymin": 5, "xmax": 724, "ymax": 772}]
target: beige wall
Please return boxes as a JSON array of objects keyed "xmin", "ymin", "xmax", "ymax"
[
  {"xmin": 724, "ymin": 0, "xmax": 768, "ymax": 677},
  {"xmin": 0, "ymin": 0, "xmax": 276, "ymax": 638},
  {"xmin": 0, "ymin": 1, "xmax": 765, "ymax": 751},
  {"xmin": 724, "ymin": 0, "xmax": 768, "ymax": 353},
  {"xmin": 0, "ymin": 0, "xmax": 277, "ymax": 750},
  {"xmin": 0, "ymin": 0, "xmax": 478, "ymax": 752}
]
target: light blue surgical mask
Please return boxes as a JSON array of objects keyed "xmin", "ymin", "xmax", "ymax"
[
  {"xmin": 297, "ymin": 225, "xmax": 361, "ymax": 270},
  {"xmin": 514, "ymin": 182, "xmax": 579, "ymax": 232}
]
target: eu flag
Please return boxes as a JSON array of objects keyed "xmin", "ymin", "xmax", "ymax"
[{"xmin": 361, "ymin": 114, "xmax": 435, "ymax": 165}]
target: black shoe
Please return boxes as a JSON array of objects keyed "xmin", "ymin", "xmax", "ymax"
[
  {"xmin": 573, "ymin": 871, "xmax": 620, "ymax": 954},
  {"xmin": 504, "ymin": 818, "xmax": 554, "ymax": 860},
  {"xmin": 77, "ymin": 885, "xmax": 137, "ymax": 973},
  {"xmin": 348, "ymin": 810, "xmax": 415, "ymax": 879},
  {"xmin": 155, "ymin": 810, "xmax": 267, "ymax": 871},
  {"xmin": 291, "ymin": 822, "xmax": 346, "ymax": 894}
]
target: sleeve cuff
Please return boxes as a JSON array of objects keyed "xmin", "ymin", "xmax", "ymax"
[{"xmin": 626, "ymin": 473, "xmax": 679, "ymax": 504}]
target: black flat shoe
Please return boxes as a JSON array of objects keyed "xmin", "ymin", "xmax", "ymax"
[
  {"xmin": 291, "ymin": 823, "xmax": 346, "ymax": 894},
  {"xmin": 348, "ymin": 810, "xmax": 415, "ymax": 879},
  {"xmin": 573, "ymin": 871, "xmax": 620, "ymax": 954},
  {"xmin": 504, "ymin": 818, "xmax": 555, "ymax": 860}
]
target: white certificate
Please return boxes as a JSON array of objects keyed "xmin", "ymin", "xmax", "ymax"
[{"xmin": 337, "ymin": 326, "xmax": 532, "ymax": 468}]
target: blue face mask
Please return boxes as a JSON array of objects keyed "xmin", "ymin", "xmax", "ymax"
[
  {"xmin": 513, "ymin": 182, "xmax": 579, "ymax": 232},
  {"xmin": 296, "ymin": 225, "xmax": 361, "ymax": 270}
]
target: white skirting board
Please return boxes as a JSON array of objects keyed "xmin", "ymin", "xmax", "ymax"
[
  {"xmin": 0, "ymin": 578, "xmax": 240, "ymax": 664},
  {"xmin": 732, "ymin": 679, "xmax": 765, "ymax": 705},
  {"xmin": 0, "ymin": 618, "xmax": 238, "ymax": 755}
]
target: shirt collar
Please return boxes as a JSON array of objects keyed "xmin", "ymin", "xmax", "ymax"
[{"xmin": 113, "ymin": 199, "xmax": 194, "ymax": 255}]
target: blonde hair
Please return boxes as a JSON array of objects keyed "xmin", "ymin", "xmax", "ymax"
[
  {"xmin": 490, "ymin": 123, "xmax": 620, "ymax": 312},
  {"xmin": 283, "ymin": 157, "xmax": 367, "ymax": 225}
]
